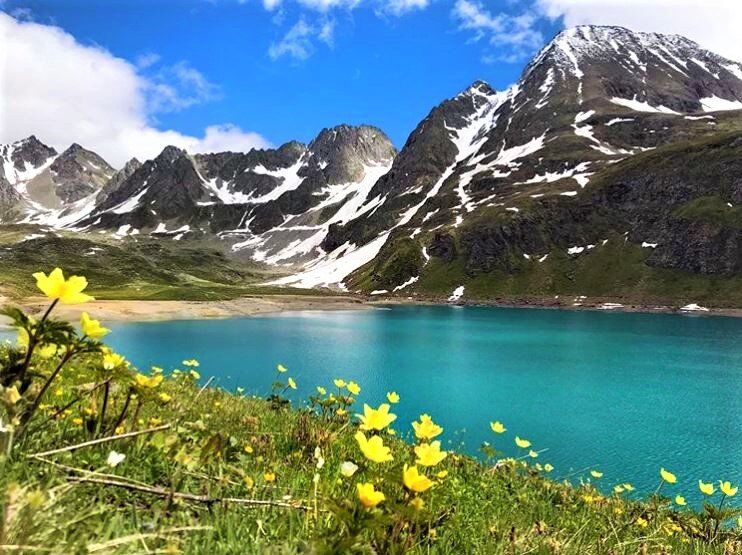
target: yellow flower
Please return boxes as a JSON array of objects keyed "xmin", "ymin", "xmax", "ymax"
[
  {"xmin": 37, "ymin": 344, "xmax": 58, "ymax": 359},
  {"xmin": 699, "ymin": 480, "xmax": 715, "ymax": 495},
  {"xmin": 158, "ymin": 392, "xmax": 172, "ymax": 403},
  {"xmin": 244, "ymin": 476, "xmax": 254, "ymax": 489},
  {"xmin": 33, "ymin": 268, "xmax": 93, "ymax": 304},
  {"xmin": 103, "ymin": 352, "xmax": 126, "ymax": 370},
  {"xmin": 134, "ymin": 373, "xmax": 163, "ymax": 389},
  {"xmin": 719, "ymin": 481, "xmax": 738, "ymax": 497},
  {"xmin": 490, "ymin": 421, "xmax": 506, "ymax": 434},
  {"xmin": 660, "ymin": 468, "xmax": 677, "ymax": 484},
  {"xmin": 276, "ymin": 363, "xmax": 287, "ymax": 373},
  {"xmin": 437, "ymin": 470, "xmax": 449, "ymax": 479},
  {"xmin": 412, "ymin": 414, "xmax": 443, "ymax": 441},
  {"xmin": 675, "ymin": 495, "xmax": 686, "ymax": 506},
  {"xmin": 152, "ymin": 366, "xmax": 164, "ymax": 374},
  {"xmin": 336, "ymin": 408, "xmax": 347, "ymax": 416},
  {"xmin": 622, "ymin": 483, "xmax": 635, "ymax": 491},
  {"xmin": 263, "ymin": 472, "xmax": 276, "ymax": 483},
  {"xmin": 316, "ymin": 386, "xmax": 327, "ymax": 395},
  {"xmin": 386, "ymin": 391, "xmax": 400, "ymax": 403},
  {"xmin": 189, "ymin": 370, "xmax": 200, "ymax": 380},
  {"xmin": 354, "ymin": 431, "xmax": 393, "ymax": 463},
  {"xmin": 72, "ymin": 417, "xmax": 83, "ymax": 426},
  {"xmin": 403, "ymin": 464, "xmax": 434, "ymax": 493},
  {"xmin": 514, "ymin": 436, "xmax": 531, "ymax": 449},
  {"xmin": 414, "ymin": 441, "xmax": 448, "ymax": 467},
  {"xmin": 3, "ymin": 386, "xmax": 22, "ymax": 405},
  {"xmin": 635, "ymin": 517, "xmax": 648, "ymax": 528},
  {"xmin": 287, "ymin": 377, "xmax": 297, "ymax": 390},
  {"xmin": 357, "ymin": 403, "xmax": 397, "ymax": 431},
  {"xmin": 356, "ymin": 482, "xmax": 385, "ymax": 508},
  {"xmin": 409, "ymin": 497, "xmax": 425, "ymax": 510},
  {"xmin": 528, "ymin": 450, "xmax": 539, "ymax": 458},
  {"xmin": 333, "ymin": 378, "xmax": 346, "ymax": 388},
  {"xmin": 614, "ymin": 485, "xmax": 625, "ymax": 494},
  {"xmin": 182, "ymin": 359, "xmax": 199, "ymax": 367},
  {"xmin": 346, "ymin": 381, "xmax": 361, "ymax": 395},
  {"xmin": 543, "ymin": 463, "xmax": 554, "ymax": 473},
  {"xmin": 244, "ymin": 444, "xmax": 254, "ymax": 454},
  {"xmin": 590, "ymin": 470, "xmax": 603, "ymax": 479},
  {"xmin": 80, "ymin": 312, "xmax": 109, "ymax": 339}
]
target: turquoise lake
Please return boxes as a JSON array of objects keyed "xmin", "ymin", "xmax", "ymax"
[{"xmin": 6, "ymin": 305, "xmax": 742, "ymax": 505}]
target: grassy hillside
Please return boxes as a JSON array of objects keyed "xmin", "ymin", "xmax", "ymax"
[
  {"xmin": 1, "ymin": 283, "xmax": 740, "ymax": 553},
  {"xmin": 0, "ymin": 227, "xmax": 310, "ymax": 301}
]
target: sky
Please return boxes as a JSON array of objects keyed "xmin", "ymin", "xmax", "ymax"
[{"xmin": 1, "ymin": 0, "xmax": 741, "ymax": 166}]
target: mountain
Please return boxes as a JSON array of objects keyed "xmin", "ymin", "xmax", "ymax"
[
  {"xmin": 1, "ymin": 25, "xmax": 741, "ymax": 305},
  {"xmin": 272, "ymin": 25, "xmax": 742, "ymax": 301}
]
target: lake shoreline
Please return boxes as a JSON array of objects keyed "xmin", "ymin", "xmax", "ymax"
[{"xmin": 2, "ymin": 292, "xmax": 740, "ymax": 327}]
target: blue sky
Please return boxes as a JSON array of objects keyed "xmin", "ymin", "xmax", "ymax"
[
  {"xmin": 2, "ymin": 0, "xmax": 561, "ymax": 150},
  {"xmin": 2, "ymin": 1, "xmax": 738, "ymax": 164}
]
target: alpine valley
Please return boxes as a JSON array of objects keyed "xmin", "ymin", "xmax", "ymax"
[{"xmin": 2, "ymin": 25, "xmax": 742, "ymax": 307}]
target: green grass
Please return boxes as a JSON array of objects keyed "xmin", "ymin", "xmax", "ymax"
[
  {"xmin": 673, "ymin": 196, "xmax": 742, "ymax": 229},
  {"xmin": 407, "ymin": 234, "xmax": 742, "ymax": 307}
]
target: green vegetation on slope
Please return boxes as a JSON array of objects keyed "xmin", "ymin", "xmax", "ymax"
[{"xmin": 0, "ymin": 270, "xmax": 740, "ymax": 553}]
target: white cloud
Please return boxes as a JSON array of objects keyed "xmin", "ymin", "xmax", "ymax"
[
  {"xmin": 0, "ymin": 13, "xmax": 271, "ymax": 166},
  {"xmin": 453, "ymin": 0, "xmax": 543, "ymax": 61},
  {"xmin": 268, "ymin": 19, "xmax": 316, "ymax": 60},
  {"xmin": 268, "ymin": 17, "xmax": 335, "ymax": 60},
  {"xmin": 379, "ymin": 0, "xmax": 429, "ymax": 16},
  {"xmin": 537, "ymin": 0, "xmax": 742, "ymax": 62}
]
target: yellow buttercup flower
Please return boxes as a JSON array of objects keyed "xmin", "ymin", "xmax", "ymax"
[
  {"xmin": 80, "ymin": 312, "xmax": 109, "ymax": 339},
  {"xmin": 412, "ymin": 414, "xmax": 443, "ymax": 440},
  {"xmin": 182, "ymin": 359, "xmax": 200, "ymax": 367},
  {"xmin": 386, "ymin": 391, "xmax": 400, "ymax": 403},
  {"xmin": 436, "ymin": 470, "xmax": 448, "ymax": 479},
  {"xmin": 244, "ymin": 444, "xmax": 254, "ymax": 454},
  {"xmin": 158, "ymin": 392, "xmax": 172, "ymax": 403},
  {"xmin": 189, "ymin": 369, "xmax": 200, "ymax": 380},
  {"xmin": 514, "ymin": 436, "xmax": 531, "ymax": 449},
  {"xmin": 414, "ymin": 441, "xmax": 448, "ymax": 467},
  {"xmin": 490, "ymin": 421, "xmax": 506, "ymax": 434},
  {"xmin": 614, "ymin": 485, "xmax": 625, "ymax": 494},
  {"xmin": 357, "ymin": 403, "xmax": 397, "ymax": 431},
  {"xmin": 333, "ymin": 379, "xmax": 346, "ymax": 388},
  {"xmin": 287, "ymin": 377, "xmax": 297, "ymax": 390},
  {"xmin": 356, "ymin": 482, "xmax": 385, "ymax": 508},
  {"xmin": 3, "ymin": 386, "xmax": 22, "ymax": 405},
  {"xmin": 263, "ymin": 472, "xmax": 276, "ymax": 483},
  {"xmin": 244, "ymin": 476, "xmax": 254, "ymax": 489},
  {"xmin": 103, "ymin": 353, "xmax": 126, "ymax": 370},
  {"xmin": 590, "ymin": 470, "xmax": 603, "ymax": 479},
  {"xmin": 543, "ymin": 463, "xmax": 554, "ymax": 473},
  {"xmin": 719, "ymin": 481, "xmax": 738, "ymax": 497},
  {"xmin": 33, "ymin": 268, "xmax": 93, "ymax": 304},
  {"xmin": 347, "ymin": 381, "xmax": 361, "ymax": 395},
  {"xmin": 699, "ymin": 480, "xmax": 715, "ymax": 495},
  {"xmin": 660, "ymin": 468, "xmax": 677, "ymax": 484},
  {"xmin": 354, "ymin": 431, "xmax": 393, "ymax": 463},
  {"xmin": 276, "ymin": 363, "xmax": 287, "ymax": 373},
  {"xmin": 72, "ymin": 417, "xmax": 83, "ymax": 426},
  {"xmin": 316, "ymin": 386, "xmax": 327, "ymax": 395},
  {"xmin": 622, "ymin": 483, "xmax": 635, "ymax": 491},
  {"xmin": 409, "ymin": 497, "xmax": 425, "ymax": 510},
  {"xmin": 37, "ymin": 344, "xmax": 58, "ymax": 359},
  {"xmin": 403, "ymin": 464, "xmax": 434, "ymax": 493},
  {"xmin": 675, "ymin": 495, "xmax": 686, "ymax": 506},
  {"xmin": 528, "ymin": 450, "xmax": 538, "ymax": 458},
  {"xmin": 635, "ymin": 517, "xmax": 648, "ymax": 528},
  {"xmin": 134, "ymin": 373, "xmax": 163, "ymax": 389}
]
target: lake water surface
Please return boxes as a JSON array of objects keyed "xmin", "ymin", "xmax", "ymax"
[{"xmin": 7, "ymin": 305, "xmax": 742, "ymax": 505}]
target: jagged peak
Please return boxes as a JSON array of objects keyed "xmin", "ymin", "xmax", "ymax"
[{"xmin": 156, "ymin": 145, "xmax": 188, "ymax": 164}]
